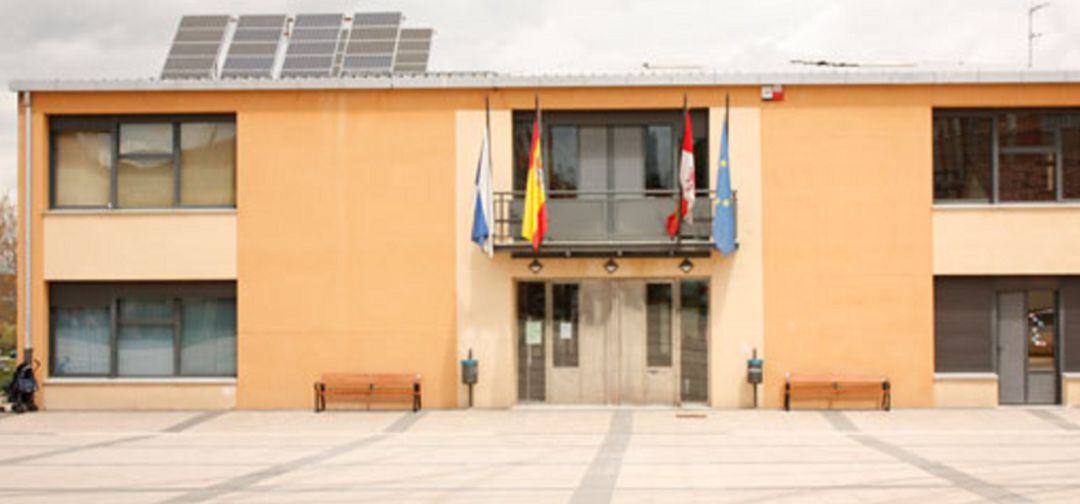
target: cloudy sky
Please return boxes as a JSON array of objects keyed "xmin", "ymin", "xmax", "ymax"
[{"xmin": 3, "ymin": 0, "xmax": 1079, "ymax": 197}]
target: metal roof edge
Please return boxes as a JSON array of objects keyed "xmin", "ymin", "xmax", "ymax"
[{"xmin": 11, "ymin": 69, "xmax": 1080, "ymax": 92}]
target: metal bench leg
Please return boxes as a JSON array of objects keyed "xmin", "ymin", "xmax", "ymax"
[
  {"xmin": 883, "ymin": 382, "xmax": 892, "ymax": 411},
  {"xmin": 313, "ymin": 383, "xmax": 323, "ymax": 413},
  {"xmin": 784, "ymin": 383, "xmax": 791, "ymax": 411}
]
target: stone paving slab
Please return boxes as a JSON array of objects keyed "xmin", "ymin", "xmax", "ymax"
[{"xmin": 0, "ymin": 408, "xmax": 1079, "ymax": 503}]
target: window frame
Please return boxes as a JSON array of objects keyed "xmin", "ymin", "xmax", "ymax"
[
  {"xmin": 49, "ymin": 114, "xmax": 236, "ymax": 210},
  {"xmin": 49, "ymin": 282, "xmax": 237, "ymax": 379},
  {"xmin": 934, "ymin": 108, "xmax": 1080, "ymax": 205},
  {"xmin": 512, "ymin": 109, "xmax": 709, "ymax": 196}
]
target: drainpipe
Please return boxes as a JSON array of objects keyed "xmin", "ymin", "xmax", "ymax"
[{"xmin": 21, "ymin": 91, "xmax": 32, "ymax": 365}]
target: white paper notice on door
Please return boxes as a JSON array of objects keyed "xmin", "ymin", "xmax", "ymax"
[
  {"xmin": 559, "ymin": 321, "xmax": 573, "ymax": 340},
  {"xmin": 525, "ymin": 320, "xmax": 543, "ymax": 345}
]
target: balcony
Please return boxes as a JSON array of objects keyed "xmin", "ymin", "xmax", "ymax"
[{"xmin": 492, "ymin": 189, "xmax": 734, "ymax": 257}]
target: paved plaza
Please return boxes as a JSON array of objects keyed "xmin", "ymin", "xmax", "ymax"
[{"xmin": 0, "ymin": 407, "xmax": 1079, "ymax": 503}]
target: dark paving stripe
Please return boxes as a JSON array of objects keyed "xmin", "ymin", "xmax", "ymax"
[
  {"xmin": 1027, "ymin": 409, "xmax": 1080, "ymax": 431},
  {"xmin": 0, "ymin": 434, "xmax": 154, "ymax": 465},
  {"xmin": 821, "ymin": 411, "xmax": 858, "ymax": 432},
  {"xmin": 383, "ymin": 410, "xmax": 427, "ymax": 433},
  {"xmin": 570, "ymin": 410, "xmax": 633, "ymax": 504},
  {"xmin": 161, "ymin": 434, "xmax": 387, "ymax": 504},
  {"xmin": 162, "ymin": 411, "xmax": 227, "ymax": 433},
  {"xmin": 851, "ymin": 433, "xmax": 1031, "ymax": 503}
]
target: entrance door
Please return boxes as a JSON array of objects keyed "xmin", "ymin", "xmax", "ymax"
[
  {"xmin": 517, "ymin": 279, "xmax": 701, "ymax": 405},
  {"xmin": 997, "ymin": 290, "xmax": 1060, "ymax": 405},
  {"xmin": 616, "ymin": 282, "xmax": 677, "ymax": 404}
]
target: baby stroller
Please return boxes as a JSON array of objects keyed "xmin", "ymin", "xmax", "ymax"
[{"xmin": 5, "ymin": 360, "xmax": 39, "ymax": 413}]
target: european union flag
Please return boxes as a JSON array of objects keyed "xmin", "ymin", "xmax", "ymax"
[{"xmin": 713, "ymin": 98, "xmax": 737, "ymax": 255}]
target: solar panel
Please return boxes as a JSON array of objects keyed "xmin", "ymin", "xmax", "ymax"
[
  {"xmin": 281, "ymin": 13, "xmax": 345, "ymax": 78},
  {"xmin": 393, "ymin": 28, "xmax": 432, "ymax": 73},
  {"xmin": 161, "ymin": 15, "xmax": 229, "ymax": 79},
  {"xmin": 160, "ymin": 11, "xmax": 433, "ymax": 80},
  {"xmin": 341, "ymin": 12, "xmax": 402, "ymax": 75},
  {"xmin": 221, "ymin": 14, "xmax": 287, "ymax": 79}
]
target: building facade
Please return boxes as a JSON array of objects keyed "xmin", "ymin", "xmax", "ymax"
[{"xmin": 12, "ymin": 72, "xmax": 1080, "ymax": 410}]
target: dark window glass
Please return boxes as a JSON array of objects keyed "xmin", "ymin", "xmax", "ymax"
[
  {"xmin": 117, "ymin": 299, "xmax": 176, "ymax": 376},
  {"xmin": 934, "ymin": 277, "xmax": 994, "ymax": 372},
  {"xmin": 181, "ymin": 299, "xmax": 238, "ymax": 376},
  {"xmin": 646, "ymin": 283, "xmax": 673, "ymax": 367},
  {"xmin": 1064, "ymin": 279, "xmax": 1080, "ymax": 372},
  {"xmin": 693, "ymin": 137, "xmax": 708, "ymax": 196},
  {"xmin": 52, "ymin": 307, "xmax": 110, "ymax": 376},
  {"xmin": 679, "ymin": 280, "xmax": 709, "ymax": 402},
  {"xmin": 512, "ymin": 119, "xmax": 533, "ymax": 192},
  {"xmin": 1026, "ymin": 290, "xmax": 1057, "ymax": 373},
  {"xmin": 999, "ymin": 152, "xmax": 1056, "ymax": 202},
  {"xmin": 516, "ymin": 282, "xmax": 546, "ymax": 401},
  {"xmin": 1063, "ymin": 129, "xmax": 1080, "ymax": 199},
  {"xmin": 552, "ymin": 284, "xmax": 579, "ymax": 367},
  {"xmin": 549, "ymin": 126, "xmax": 578, "ymax": 195},
  {"xmin": 646, "ymin": 125, "xmax": 673, "ymax": 191},
  {"xmin": 933, "ymin": 117, "xmax": 992, "ymax": 201},
  {"xmin": 999, "ymin": 112, "xmax": 1054, "ymax": 148},
  {"xmin": 49, "ymin": 282, "xmax": 237, "ymax": 378}
]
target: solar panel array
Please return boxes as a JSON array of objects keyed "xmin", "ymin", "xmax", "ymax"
[
  {"xmin": 161, "ymin": 12, "xmax": 432, "ymax": 80},
  {"xmin": 161, "ymin": 15, "xmax": 229, "ymax": 79}
]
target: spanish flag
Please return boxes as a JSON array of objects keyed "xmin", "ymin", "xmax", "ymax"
[{"xmin": 521, "ymin": 107, "xmax": 548, "ymax": 251}]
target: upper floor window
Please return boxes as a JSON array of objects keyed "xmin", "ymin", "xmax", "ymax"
[
  {"xmin": 934, "ymin": 110, "xmax": 1080, "ymax": 203},
  {"xmin": 51, "ymin": 115, "xmax": 236, "ymax": 209},
  {"xmin": 512, "ymin": 110, "xmax": 708, "ymax": 196}
]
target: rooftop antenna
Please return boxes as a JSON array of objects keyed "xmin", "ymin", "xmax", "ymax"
[{"xmin": 1028, "ymin": 2, "xmax": 1050, "ymax": 68}]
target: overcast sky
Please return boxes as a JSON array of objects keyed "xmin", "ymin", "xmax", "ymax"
[{"xmin": 3, "ymin": 0, "xmax": 1079, "ymax": 197}]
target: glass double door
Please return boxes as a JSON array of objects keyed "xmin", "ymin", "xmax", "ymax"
[
  {"xmin": 997, "ymin": 290, "xmax": 1060, "ymax": 404},
  {"xmin": 517, "ymin": 279, "xmax": 709, "ymax": 405}
]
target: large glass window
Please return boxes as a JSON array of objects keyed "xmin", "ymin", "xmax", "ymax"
[
  {"xmin": 512, "ymin": 110, "xmax": 707, "ymax": 197},
  {"xmin": 51, "ymin": 116, "xmax": 236, "ymax": 209},
  {"xmin": 50, "ymin": 282, "xmax": 236, "ymax": 378},
  {"xmin": 934, "ymin": 110, "xmax": 1080, "ymax": 203}
]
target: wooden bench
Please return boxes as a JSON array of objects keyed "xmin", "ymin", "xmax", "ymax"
[
  {"xmin": 784, "ymin": 373, "xmax": 890, "ymax": 411},
  {"xmin": 314, "ymin": 373, "xmax": 422, "ymax": 413}
]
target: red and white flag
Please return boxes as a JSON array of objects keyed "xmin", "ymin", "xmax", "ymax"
[{"xmin": 666, "ymin": 110, "xmax": 695, "ymax": 237}]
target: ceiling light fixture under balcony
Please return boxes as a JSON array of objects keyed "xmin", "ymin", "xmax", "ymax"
[
  {"xmin": 679, "ymin": 258, "xmax": 694, "ymax": 274},
  {"xmin": 604, "ymin": 258, "xmax": 619, "ymax": 274}
]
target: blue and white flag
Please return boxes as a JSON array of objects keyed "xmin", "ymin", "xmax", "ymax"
[
  {"xmin": 470, "ymin": 127, "xmax": 495, "ymax": 256},
  {"xmin": 713, "ymin": 99, "xmax": 737, "ymax": 255}
]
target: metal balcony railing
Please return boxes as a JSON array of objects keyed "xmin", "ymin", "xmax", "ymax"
[{"xmin": 492, "ymin": 189, "xmax": 736, "ymax": 256}]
